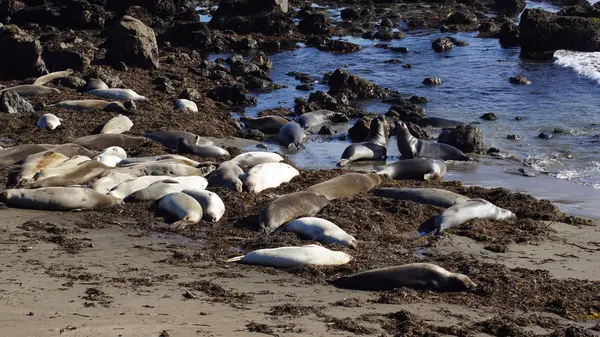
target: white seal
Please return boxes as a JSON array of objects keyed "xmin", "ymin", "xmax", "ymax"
[
  {"xmin": 159, "ymin": 192, "xmax": 203, "ymax": 227},
  {"xmin": 285, "ymin": 217, "xmax": 357, "ymax": 248},
  {"xmin": 229, "ymin": 151, "xmax": 284, "ymax": 168},
  {"xmin": 126, "ymin": 178, "xmax": 207, "ymax": 201},
  {"xmin": 108, "ymin": 175, "xmax": 173, "ymax": 199},
  {"xmin": 175, "ymin": 99, "xmax": 198, "ymax": 112},
  {"xmin": 99, "ymin": 146, "xmax": 127, "ymax": 159},
  {"xmin": 117, "ymin": 154, "xmax": 199, "ymax": 167},
  {"xmin": 431, "ymin": 198, "xmax": 516, "ymax": 235},
  {"xmin": 182, "ymin": 189, "xmax": 225, "ymax": 222},
  {"xmin": 37, "ymin": 113, "xmax": 62, "ymax": 130},
  {"xmin": 226, "ymin": 244, "xmax": 352, "ymax": 268},
  {"xmin": 88, "ymin": 88, "xmax": 148, "ymax": 102},
  {"xmin": 91, "ymin": 172, "xmax": 136, "ymax": 195},
  {"xmin": 243, "ymin": 162, "xmax": 299, "ymax": 193},
  {"xmin": 100, "ymin": 114, "xmax": 133, "ymax": 134},
  {"xmin": 95, "ymin": 154, "xmax": 123, "ymax": 167}
]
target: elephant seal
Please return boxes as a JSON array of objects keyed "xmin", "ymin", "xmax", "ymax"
[
  {"xmin": 259, "ymin": 191, "xmax": 330, "ymax": 234},
  {"xmin": 37, "ymin": 114, "xmax": 61, "ymax": 130},
  {"xmin": 34, "ymin": 155, "xmax": 91, "ymax": 180},
  {"xmin": 0, "ymin": 144, "xmax": 55, "ymax": 168},
  {"xmin": 100, "ymin": 115, "xmax": 133, "ymax": 134},
  {"xmin": 50, "ymin": 100, "xmax": 127, "ymax": 112},
  {"xmin": 108, "ymin": 175, "xmax": 172, "ymax": 199},
  {"xmin": 337, "ymin": 116, "xmax": 387, "ymax": 167},
  {"xmin": 425, "ymin": 198, "xmax": 516, "ymax": 235},
  {"xmin": 183, "ymin": 189, "xmax": 226, "ymax": 222},
  {"xmin": 305, "ymin": 173, "xmax": 381, "ymax": 201},
  {"xmin": 226, "ymin": 244, "xmax": 352, "ymax": 268},
  {"xmin": 17, "ymin": 151, "xmax": 70, "ymax": 183},
  {"xmin": 241, "ymin": 115, "xmax": 289, "ymax": 134},
  {"xmin": 85, "ymin": 78, "xmax": 109, "ymax": 91},
  {"xmin": 95, "ymin": 154, "xmax": 122, "ymax": 167},
  {"xmin": 0, "ymin": 85, "xmax": 59, "ymax": 97},
  {"xmin": 0, "ymin": 187, "xmax": 122, "ymax": 211},
  {"xmin": 103, "ymin": 162, "xmax": 214, "ymax": 179},
  {"xmin": 126, "ymin": 178, "xmax": 207, "ymax": 201},
  {"xmin": 25, "ymin": 160, "xmax": 109, "ymax": 188},
  {"xmin": 327, "ymin": 263, "xmax": 477, "ymax": 292},
  {"xmin": 99, "ymin": 146, "xmax": 127, "ymax": 159},
  {"xmin": 72, "ymin": 134, "xmax": 148, "ymax": 150},
  {"xmin": 176, "ymin": 137, "xmax": 230, "ymax": 158},
  {"xmin": 207, "ymin": 161, "xmax": 245, "ymax": 192},
  {"xmin": 395, "ymin": 121, "xmax": 471, "ymax": 161},
  {"xmin": 244, "ymin": 162, "xmax": 299, "ymax": 193},
  {"xmin": 375, "ymin": 159, "xmax": 446, "ymax": 181},
  {"xmin": 278, "ymin": 122, "xmax": 305, "ymax": 149},
  {"xmin": 92, "ymin": 172, "xmax": 137, "ymax": 195},
  {"xmin": 145, "ymin": 130, "xmax": 211, "ymax": 150},
  {"xmin": 297, "ymin": 110, "xmax": 348, "ymax": 129},
  {"xmin": 33, "ymin": 69, "xmax": 74, "ymax": 86},
  {"xmin": 284, "ymin": 217, "xmax": 357, "ymax": 248},
  {"xmin": 406, "ymin": 116, "xmax": 465, "ymax": 128},
  {"xmin": 159, "ymin": 192, "xmax": 203, "ymax": 228},
  {"xmin": 229, "ymin": 151, "xmax": 283, "ymax": 168},
  {"xmin": 88, "ymin": 88, "xmax": 148, "ymax": 101},
  {"xmin": 375, "ymin": 187, "xmax": 470, "ymax": 208},
  {"xmin": 175, "ymin": 99, "xmax": 198, "ymax": 112},
  {"xmin": 118, "ymin": 154, "xmax": 199, "ymax": 167}
]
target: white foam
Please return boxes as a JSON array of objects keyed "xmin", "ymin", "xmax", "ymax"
[{"xmin": 554, "ymin": 50, "xmax": 600, "ymax": 84}]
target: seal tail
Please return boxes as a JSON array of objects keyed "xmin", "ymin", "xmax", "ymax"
[
  {"xmin": 226, "ymin": 255, "xmax": 245, "ymax": 263},
  {"xmin": 336, "ymin": 159, "xmax": 349, "ymax": 167}
]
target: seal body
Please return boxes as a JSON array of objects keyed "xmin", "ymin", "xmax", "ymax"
[
  {"xmin": 0, "ymin": 85, "xmax": 59, "ymax": 96},
  {"xmin": 145, "ymin": 130, "xmax": 210, "ymax": 150},
  {"xmin": 176, "ymin": 137, "xmax": 230, "ymax": 158},
  {"xmin": 73, "ymin": 134, "xmax": 147, "ymax": 150},
  {"xmin": 108, "ymin": 175, "xmax": 172, "ymax": 199},
  {"xmin": 101, "ymin": 115, "xmax": 133, "ymax": 134},
  {"xmin": 183, "ymin": 189, "xmax": 226, "ymax": 222},
  {"xmin": 95, "ymin": 154, "xmax": 122, "ymax": 167},
  {"xmin": 25, "ymin": 160, "xmax": 109, "ymax": 188},
  {"xmin": 406, "ymin": 116, "xmax": 464, "ymax": 128},
  {"xmin": 0, "ymin": 144, "xmax": 55, "ymax": 168},
  {"xmin": 305, "ymin": 173, "xmax": 381, "ymax": 200},
  {"xmin": 159, "ymin": 192, "xmax": 203, "ymax": 226},
  {"xmin": 0, "ymin": 187, "xmax": 121, "ymax": 211},
  {"xmin": 226, "ymin": 244, "xmax": 352, "ymax": 268},
  {"xmin": 297, "ymin": 110, "xmax": 348, "ymax": 129},
  {"xmin": 34, "ymin": 155, "xmax": 91, "ymax": 180},
  {"xmin": 375, "ymin": 187, "xmax": 469, "ymax": 208},
  {"xmin": 278, "ymin": 122, "xmax": 305, "ymax": 149},
  {"xmin": 118, "ymin": 154, "xmax": 198, "ymax": 167},
  {"xmin": 375, "ymin": 159, "xmax": 446, "ymax": 180},
  {"xmin": 127, "ymin": 178, "xmax": 207, "ymax": 201},
  {"xmin": 337, "ymin": 116, "xmax": 387, "ymax": 167},
  {"xmin": 229, "ymin": 152, "xmax": 283, "ymax": 168},
  {"xmin": 85, "ymin": 79, "xmax": 109, "ymax": 91},
  {"xmin": 33, "ymin": 69, "xmax": 74, "ymax": 86},
  {"xmin": 244, "ymin": 162, "xmax": 299, "ymax": 193},
  {"xmin": 328, "ymin": 263, "xmax": 477, "ymax": 292},
  {"xmin": 37, "ymin": 114, "xmax": 61, "ymax": 130},
  {"xmin": 92, "ymin": 172, "xmax": 136, "ymax": 195},
  {"xmin": 103, "ymin": 162, "xmax": 213, "ymax": 179},
  {"xmin": 395, "ymin": 121, "xmax": 471, "ymax": 161},
  {"xmin": 175, "ymin": 99, "xmax": 198, "ymax": 112},
  {"xmin": 431, "ymin": 198, "xmax": 516, "ymax": 234},
  {"xmin": 99, "ymin": 146, "xmax": 127, "ymax": 159},
  {"xmin": 259, "ymin": 191, "xmax": 330, "ymax": 234},
  {"xmin": 18, "ymin": 151, "xmax": 70, "ymax": 183},
  {"xmin": 51, "ymin": 100, "xmax": 126, "ymax": 112},
  {"xmin": 207, "ymin": 161, "xmax": 245, "ymax": 192},
  {"xmin": 89, "ymin": 88, "xmax": 147, "ymax": 101},
  {"xmin": 241, "ymin": 115, "xmax": 289, "ymax": 134},
  {"xmin": 285, "ymin": 217, "xmax": 357, "ymax": 248}
]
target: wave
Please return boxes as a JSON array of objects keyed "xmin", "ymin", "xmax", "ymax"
[{"xmin": 554, "ymin": 50, "xmax": 600, "ymax": 84}]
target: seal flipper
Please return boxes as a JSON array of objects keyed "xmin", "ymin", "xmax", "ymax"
[
  {"xmin": 226, "ymin": 255, "xmax": 245, "ymax": 263},
  {"xmin": 337, "ymin": 159, "xmax": 350, "ymax": 167}
]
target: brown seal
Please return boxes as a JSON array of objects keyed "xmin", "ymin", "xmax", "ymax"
[
  {"xmin": 0, "ymin": 187, "xmax": 122, "ymax": 211},
  {"xmin": 72, "ymin": 134, "xmax": 149, "ymax": 150},
  {"xmin": 0, "ymin": 144, "xmax": 55, "ymax": 168},
  {"xmin": 259, "ymin": 191, "xmax": 330, "ymax": 234},
  {"xmin": 304, "ymin": 173, "xmax": 381, "ymax": 200},
  {"xmin": 25, "ymin": 160, "xmax": 110, "ymax": 188}
]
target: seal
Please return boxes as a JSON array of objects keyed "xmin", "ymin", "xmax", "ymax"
[
  {"xmin": 145, "ymin": 130, "xmax": 211, "ymax": 150},
  {"xmin": 33, "ymin": 69, "xmax": 74, "ymax": 86},
  {"xmin": 126, "ymin": 178, "xmax": 207, "ymax": 201},
  {"xmin": 259, "ymin": 191, "xmax": 330, "ymax": 234},
  {"xmin": 91, "ymin": 172, "xmax": 136, "ymax": 195},
  {"xmin": 85, "ymin": 78, "xmax": 109, "ymax": 91},
  {"xmin": 159, "ymin": 192, "xmax": 203, "ymax": 228},
  {"xmin": 88, "ymin": 88, "xmax": 148, "ymax": 102},
  {"xmin": 374, "ymin": 187, "xmax": 470, "ymax": 208},
  {"xmin": 405, "ymin": 116, "xmax": 465, "ymax": 128},
  {"xmin": 337, "ymin": 116, "xmax": 388, "ymax": 167},
  {"xmin": 50, "ymin": 100, "xmax": 127, "ymax": 112},
  {"xmin": 37, "ymin": 113, "xmax": 61, "ymax": 130},
  {"xmin": 284, "ymin": 217, "xmax": 357, "ymax": 248},
  {"xmin": 72, "ymin": 134, "xmax": 148, "ymax": 150},
  {"xmin": 24, "ymin": 160, "xmax": 109, "ymax": 189},
  {"xmin": 374, "ymin": 159, "xmax": 447, "ymax": 181},
  {"xmin": 118, "ymin": 154, "xmax": 199, "ymax": 167},
  {"xmin": 95, "ymin": 154, "xmax": 122, "ymax": 167},
  {"xmin": 229, "ymin": 151, "xmax": 283, "ymax": 168},
  {"xmin": 0, "ymin": 187, "xmax": 122, "ymax": 211},
  {"xmin": 175, "ymin": 99, "xmax": 198, "ymax": 112},
  {"xmin": 34, "ymin": 155, "xmax": 91, "ymax": 180},
  {"xmin": 425, "ymin": 198, "xmax": 516, "ymax": 235},
  {"xmin": 226, "ymin": 244, "xmax": 352, "ymax": 268},
  {"xmin": 244, "ymin": 162, "xmax": 299, "ymax": 193},
  {"xmin": 304, "ymin": 173, "xmax": 381, "ymax": 201},
  {"xmin": 100, "ymin": 115, "xmax": 133, "ymax": 134},
  {"xmin": 327, "ymin": 263, "xmax": 477, "ymax": 292},
  {"xmin": 0, "ymin": 85, "xmax": 59, "ymax": 96},
  {"xmin": 99, "ymin": 146, "xmax": 127, "ymax": 159},
  {"xmin": 103, "ymin": 162, "xmax": 214, "ymax": 179},
  {"xmin": 297, "ymin": 110, "xmax": 349, "ymax": 129},
  {"xmin": 241, "ymin": 115, "xmax": 289, "ymax": 134},
  {"xmin": 17, "ymin": 151, "xmax": 70, "ymax": 184},
  {"xmin": 395, "ymin": 121, "xmax": 472, "ymax": 161},
  {"xmin": 206, "ymin": 161, "xmax": 245, "ymax": 192},
  {"xmin": 108, "ymin": 175, "xmax": 173, "ymax": 199},
  {"xmin": 0, "ymin": 144, "xmax": 55, "ymax": 168},
  {"xmin": 182, "ymin": 189, "xmax": 226, "ymax": 222},
  {"xmin": 278, "ymin": 122, "xmax": 305, "ymax": 149},
  {"xmin": 176, "ymin": 137, "xmax": 230, "ymax": 158}
]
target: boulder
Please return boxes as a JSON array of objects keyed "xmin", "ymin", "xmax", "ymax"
[
  {"xmin": 0, "ymin": 0, "xmax": 24, "ymax": 23},
  {"xmin": 340, "ymin": 7, "xmax": 373, "ymax": 21},
  {"xmin": 209, "ymin": 84, "xmax": 257, "ymax": 105},
  {"xmin": 298, "ymin": 13, "xmax": 331, "ymax": 35},
  {"xmin": 160, "ymin": 22, "xmax": 212, "ymax": 49},
  {"xmin": 446, "ymin": 11, "xmax": 479, "ymax": 25},
  {"xmin": 326, "ymin": 68, "xmax": 396, "ymax": 100},
  {"xmin": 251, "ymin": 52, "xmax": 273, "ymax": 70},
  {"xmin": 499, "ymin": 21, "xmax": 519, "ymax": 47},
  {"xmin": 432, "ymin": 37, "xmax": 454, "ymax": 52},
  {"xmin": 209, "ymin": 0, "xmax": 294, "ymax": 35},
  {"xmin": 481, "ymin": 112, "xmax": 497, "ymax": 120},
  {"xmin": 385, "ymin": 101, "xmax": 426, "ymax": 120},
  {"xmin": 0, "ymin": 25, "xmax": 47, "ymax": 80},
  {"xmin": 509, "ymin": 75, "xmax": 532, "ymax": 84},
  {"xmin": 10, "ymin": 6, "xmax": 62, "ymax": 27},
  {"xmin": 309, "ymin": 38, "xmax": 362, "ymax": 54},
  {"xmin": 495, "ymin": 0, "xmax": 526, "ymax": 16},
  {"xmin": 348, "ymin": 117, "xmax": 371, "ymax": 142},
  {"xmin": 42, "ymin": 43, "xmax": 92, "ymax": 72},
  {"xmin": 558, "ymin": 3, "xmax": 600, "ymax": 17},
  {"xmin": 308, "ymin": 90, "xmax": 342, "ymax": 110},
  {"xmin": 423, "ymin": 77, "xmax": 443, "ymax": 85},
  {"xmin": 179, "ymin": 88, "xmax": 202, "ymax": 102},
  {"xmin": 105, "ymin": 16, "xmax": 159, "ymax": 70},
  {"xmin": 438, "ymin": 125, "xmax": 485, "ymax": 154},
  {"xmin": 0, "ymin": 90, "xmax": 34, "ymax": 114}
]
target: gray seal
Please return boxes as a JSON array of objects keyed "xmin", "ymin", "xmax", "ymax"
[
  {"xmin": 0, "ymin": 144, "xmax": 55, "ymax": 168},
  {"xmin": 405, "ymin": 116, "xmax": 465, "ymax": 128},
  {"xmin": 374, "ymin": 187, "xmax": 470, "ymax": 208},
  {"xmin": 240, "ymin": 115, "xmax": 289, "ymax": 134},
  {"xmin": 395, "ymin": 121, "xmax": 471, "ymax": 161},
  {"xmin": 176, "ymin": 137, "xmax": 230, "ymax": 158},
  {"xmin": 305, "ymin": 173, "xmax": 381, "ymax": 201},
  {"xmin": 297, "ymin": 110, "xmax": 349, "ymax": 129},
  {"xmin": 145, "ymin": 130, "xmax": 211, "ymax": 150},
  {"xmin": 278, "ymin": 122, "xmax": 305, "ymax": 149},
  {"xmin": 259, "ymin": 191, "xmax": 330, "ymax": 234},
  {"xmin": 72, "ymin": 134, "xmax": 148, "ymax": 150},
  {"xmin": 337, "ymin": 116, "xmax": 387, "ymax": 167},
  {"xmin": 374, "ymin": 158, "xmax": 446, "ymax": 181},
  {"xmin": 207, "ymin": 161, "xmax": 245, "ymax": 192}
]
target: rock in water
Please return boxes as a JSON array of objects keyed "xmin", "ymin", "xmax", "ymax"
[
  {"xmin": 105, "ymin": 16, "xmax": 159, "ymax": 70},
  {"xmin": 495, "ymin": 0, "xmax": 526, "ymax": 16},
  {"xmin": 499, "ymin": 22, "xmax": 520, "ymax": 47},
  {"xmin": 0, "ymin": 25, "xmax": 47, "ymax": 80},
  {"xmin": 432, "ymin": 37, "xmax": 454, "ymax": 52},
  {"xmin": 438, "ymin": 125, "xmax": 486, "ymax": 154},
  {"xmin": 298, "ymin": 13, "xmax": 331, "ymax": 35},
  {"xmin": 423, "ymin": 77, "xmax": 443, "ymax": 85},
  {"xmin": 509, "ymin": 75, "xmax": 532, "ymax": 85},
  {"xmin": 0, "ymin": 90, "xmax": 34, "ymax": 114}
]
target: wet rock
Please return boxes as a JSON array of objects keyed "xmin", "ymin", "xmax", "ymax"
[
  {"xmin": 507, "ymin": 134, "xmax": 520, "ymax": 140},
  {"xmin": 348, "ymin": 117, "xmax": 371, "ymax": 142},
  {"xmin": 209, "ymin": 0, "xmax": 294, "ymax": 36},
  {"xmin": 402, "ymin": 64, "xmax": 412, "ymax": 69},
  {"xmin": 308, "ymin": 90, "xmax": 341, "ymax": 110},
  {"xmin": 258, "ymin": 107, "xmax": 293, "ymax": 117},
  {"xmin": 62, "ymin": 76, "xmax": 87, "ymax": 90},
  {"xmin": 499, "ymin": 22, "xmax": 520, "ymax": 47},
  {"xmin": 326, "ymin": 68, "xmax": 397, "ymax": 100},
  {"xmin": 385, "ymin": 101, "xmax": 426, "ymax": 120},
  {"xmin": 404, "ymin": 122, "xmax": 431, "ymax": 140},
  {"xmin": 251, "ymin": 52, "xmax": 272, "ymax": 70},
  {"xmin": 375, "ymin": 26, "xmax": 394, "ymax": 41},
  {"xmin": 553, "ymin": 128, "xmax": 566, "ymax": 134},
  {"xmin": 318, "ymin": 125, "xmax": 335, "ymax": 135},
  {"xmin": 230, "ymin": 60, "xmax": 265, "ymax": 77},
  {"xmin": 42, "ymin": 43, "xmax": 92, "ymax": 72},
  {"xmin": 209, "ymin": 84, "xmax": 257, "ymax": 106},
  {"xmin": 179, "ymin": 88, "xmax": 202, "ymax": 102},
  {"xmin": 481, "ymin": 112, "xmax": 497, "ymax": 120},
  {"xmin": 296, "ymin": 84, "xmax": 313, "ymax": 91},
  {"xmin": 161, "ymin": 22, "xmax": 213, "ymax": 49},
  {"xmin": 294, "ymin": 97, "xmax": 321, "ymax": 115},
  {"xmin": 384, "ymin": 59, "xmax": 403, "ymax": 64},
  {"xmin": 0, "ymin": 25, "xmax": 47, "ymax": 80},
  {"xmin": 390, "ymin": 46, "xmax": 409, "ymax": 53},
  {"xmin": 446, "ymin": 11, "xmax": 479, "ymax": 25},
  {"xmin": 515, "ymin": 116, "xmax": 523, "ymax": 120},
  {"xmin": 105, "ymin": 16, "xmax": 159, "ymax": 70},
  {"xmin": 245, "ymin": 76, "xmax": 282, "ymax": 92},
  {"xmin": 235, "ymin": 37, "xmax": 258, "ymax": 50},
  {"xmin": 238, "ymin": 128, "xmax": 266, "ymax": 141},
  {"xmin": 286, "ymin": 71, "xmax": 317, "ymax": 83},
  {"xmin": 0, "ymin": 90, "xmax": 34, "ymax": 114},
  {"xmin": 423, "ymin": 77, "xmax": 442, "ymax": 85},
  {"xmin": 519, "ymin": 9, "xmax": 600, "ymax": 55},
  {"xmin": 298, "ymin": 13, "xmax": 331, "ymax": 35},
  {"xmin": 380, "ymin": 18, "xmax": 394, "ymax": 28},
  {"xmin": 259, "ymin": 39, "xmax": 298, "ymax": 53},
  {"xmin": 340, "ymin": 7, "xmax": 373, "ymax": 21},
  {"xmin": 438, "ymin": 124, "xmax": 485, "ymax": 153},
  {"xmin": 495, "ymin": 0, "xmax": 526, "ymax": 16},
  {"xmin": 559, "ymin": 3, "xmax": 600, "ymax": 17},
  {"xmin": 310, "ymin": 38, "xmax": 362, "ymax": 54},
  {"xmin": 432, "ymin": 37, "xmax": 454, "ymax": 52},
  {"xmin": 539, "ymin": 132, "xmax": 553, "ymax": 139},
  {"xmin": 408, "ymin": 95, "xmax": 429, "ymax": 104},
  {"xmin": 509, "ymin": 75, "xmax": 532, "ymax": 85}
]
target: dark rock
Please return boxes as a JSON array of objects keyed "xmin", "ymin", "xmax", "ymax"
[
  {"xmin": 230, "ymin": 60, "xmax": 265, "ymax": 77},
  {"xmin": 499, "ymin": 22, "xmax": 520, "ymax": 47},
  {"xmin": 226, "ymin": 54, "xmax": 244, "ymax": 64},
  {"xmin": 375, "ymin": 26, "xmax": 394, "ymax": 41},
  {"xmin": 509, "ymin": 75, "xmax": 532, "ymax": 84},
  {"xmin": 308, "ymin": 90, "xmax": 341, "ymax": 110},
  {"xmin": 286, "ymin": 71, "xmax": 317, "ymax": 83},
  {"xmin": 481, "ymin": 112, "xmax": 497, "ymax": 120},
  {"xmin": 87, "ymin": 68, "xmax": 123, "ymax": 88},
  {"xmin": 296, "ymin": 84, "xmax": 313, "ymax": 91},
  {"xmin": 62, "ymin": 76, "xmax": 87, "ymax": 90},
  {"xmin": 507, "ymin": 134, "xmax": 520, "ymax": 140},
  {"xmin": 495, "ymin": 0, "xmax": 526, "ymax": 16},
  {"xmin": 0, "ymin": 25, "xmax": 47, "ymax": 80},
  {"xmin": 438, "ymin": 125, "xmax": 485, "ymax": 153},
  {"xmin": 236, "ymin": 37, "xmax": 258, "ymax": 50},
  {"xmin": 318, "ymin": 125, "xmax": 335, "ymax": 135},
  {"xmin": 42, "ymin": 43, "xmax": 92, "ymax": 72},
  {"xmin": 245, "ymin": 76, "xmax": 282, "ymax": 92},
  {"xmin": 105, "ymin": 16, "xmax": 159, "ymax": 70},
  {"xmin": 385, "ymin": 101, "xmax": 426, "ymax": 120},
  {"xmin": 405, "ymin": 122, "xmax": 431, "ymax": 140},
  {"xmin": 294, "ymin": 97, "xmax": 321, "ymax": 115},
  {"xmin": 408, "ymin": 95, "xmax": 428, "ymax": 104},
  {"xmin": 238, "ymin": 128, "xmax": 266, "ymax": 141},
  {"xmin": 402, "ymin": 64, "xmax": 412, "ymax": 69},
  {"xmin": 326, "ymin": 68, "xmax": 397, "ymax": 100},
  {"xmin": 160, "ymin": 22, "xmax": 212, "ymax": 49},
  {"xmin": 60, "ymin": 0, "xmax": 108, "ymax": 30},
  {"xmin": 10, "ymin": 6, "xmax": 61, "ymax": 27},
  {"xmin": 559, "ymin": 3, "xmax": 600, "ymax": 17},
  {"xmin": 258, "ymin": 107, "xmax": 293, "ymax": 117},
  {"xmin": 0, "ymin": 1, "xmax": 24, "ymax": 23},
  {"xmin": 515, "ymin": 116, "xmax": 523, "ymax": 120},
  {"xmin": 209, "ymin": 84, "xmax": 257, "ymax": 106},
  {"xmin": 209, "ymin": 0, "xmax": 294, "ymax": 36},
  {"xmin": 114, "ymin": 61, "xmax": 128, "ymax": 71},
  {"xmin": 384, "ymin": 59, "xmax": 403, "ymax": 64},
  {"xmin": 340, "ymin": 7, "xmax": 373, "ymax": 21},
  {"xmin": 298, "ymin": 13, "xmax": 331, "ymax": 35},
  {"xmin": 251, "ymin": 52, "xmax": 272, "ymax": 70},
  {"xmin": 0, "ymin": 90, "xmax": 34, "ymax": 114},
  {"xmin": 259, "ymin": 39, "xmax": 298, "ymax": 53},
  {"xmin": 432, "ymin": 37, "xmax": 454, "ymax": 52},
  {"xmin": 179, "ymin": 88, "xmax": 202, "ymax": 102},
  {"xmin": 539, "ymin": 132, "xmax": 552, "ymax": 139},
  {"xmin": 311, "ymin": 38, "xmax": 362, "ymax": 54},
  {"xmin": 154, "ymin": 76, "xmax": 174, "ymax": 94},
  {"xmin": 390, "ymin": 46, "xmax": 409, "ymax": 53},
  {"xmin": 348, "ymin": 117, "xmax": 371, "ymax": 142},
  {"xmin": 423, "ymin": 77, "xmax": 442, "ymax": 85},
  {"xmin": 380, "ymin": 18, "xmax": 394, "ymax": 28},
  {"xmin": 446, "ymin": 11, "xmax": 479, "ymax": 25},
  {"xmin": 553, "ymin": 128, "xmax": 566, "ymax": 133},
  {"xmin": 123, "ymin": 100, "xmax": 136, "ymax": 111}
]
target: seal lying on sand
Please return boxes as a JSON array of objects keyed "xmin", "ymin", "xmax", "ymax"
[
  {"xmin": 159, "ymin": 192, "xmax": 203, "ymax": 228},
  {"xmin": 72, "ymin": 134, "xmax": 148, "ymax": 150},
  {"xmin": 207, "ymin": 161, "xmax": 245, "ymax": 192},
  {"xmin": 243, "ymin": 162, "xmax": 299, "ymax": 193},
  {"xmin": 182, "ymin": 189, "xmax": 226, "ymax": 222},
  {"xmin": 395, "ymin": 121, "xmax": 472, "ymax": 161},
  {"xmin": 297, "ymin": 110, "xmax": 348, "ymax": 129},
  {"xmin": 0, "ymin": 144, "xmax": 55, "ymax": 168},
  {"xmin": 284, "ymin": 217, "xmax": 357, "ymax": 248},
  {"xmin": 241, "ymin": 115, "xmax": 289, "ymax": 134},
  {"xmin": 176, "ymin": 137, "xmax": 230, "ymax": 158},
  {"xmin": 305, "ymin": 173, "xmax": 381, "ymax": 200},
  {"xmin": 375, "ymin": 187, "xmax": 469, "ymax": 208},
  {"xmin": 37, "ymin": 114, "xmax": 61, "ymax": 130},
  {"xmin": 229, "ymin": 151, "xmax": 283, "ymax": 168},
  {"xmin": 88, "ymin": 88, "xmax": 147, "ymax": 101},
  {"xmin": 226, "ymin": 244, "xmax": 352, "ymax": 268},
  {"xmin": 0, "ymin": 85, "xmax": 59, "ymax": 96},
  {"xmin": 259, "ymin": 191, "xmax": 330, "ymax": 234},
  {"xmin": 0, "ymin": 187, "xmax": 121, "ymax": 211},
  {"xmin": 328, "ymin": 263, "xmax": 477, "ymax": 292},
  {"xmin": 33, "ymin": 69, "xmax": 74, "ymax": 86},
  {"xmin": 337, "ymin": 116, "xmax": 387, "ymax": 167},
  {"xmin": 50, "ymin": 100, "xmax": 127, "ymax": 112},
  {"xmin": 375, "ymin": 159, "xmax": 446, "ymax": 181}
]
